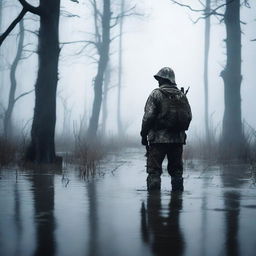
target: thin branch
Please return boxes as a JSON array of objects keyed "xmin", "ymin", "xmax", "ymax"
[
  {"xmin": 60, "ymin": 9, "xmax": 80, "ymax": 18},
  {"xmin": 60, "ymin": 40, "xmax": 99, "ymax": 53},
  {"xmin": 208, "ymin": 1, "xmax": 234, "ymax": 15},
  {"xmin": 21, "ymin": 51, "xmax": 36, "ymax": 60},
  {"xmin": 25, "ymin": 29, "xmax": 39, "ymax": 36},
  {"xmin": 198, "ymin": 0, "xmax": 206, "ymax": 8},
  {"xmin": 0, "ymin": 8, "xmax": 27, "ymax": 46},
  {"xmin": 14, "ymin": 89, "xmax": 34, "ymax": 103},
  {"xmin": 75, "ymin": 42, "xmax": 98, "ymax": 55},
  {"xmin": 110, "ymin": 5, "xmax": 140, "ymax": 28},
  {"xmin": 242, "ymin": 0, "xmax": 250, "ymax": 8},
  {"xmin": 60, "ymin": 40, "xmax": 97, "ymax": 46},
  {"xmin": 18, "ymin": 0, "xmax": 41, "ymax": 15},
  {"xmin": 170, "ymin": 0, "xmax": 205, "ymax": 12},
  {"xmin": 110, "ymin": 33, "xmax": 121, "ymax": 42},
  {"xmin": 172, "ymin": 0, "xmax": 237, "ymax": 24},
  {"xmin": 23, "ymin": 16, "xmax": 39, "ymax": 23},
  {"xmin": 90, "ymin": 0, "xmax": 101, "ymax": 45},
  {"xmin": 23, "ymin": 49, "xmax": 37, "ymax": 53},
  {"xmin": 193, "ymin": 11, "xmax": 224, "ymax": 24},
  {"xmin": 80, "ymin": 51, "xmax": 99, "ymax": 63},
  {"xmin": 23, "ymin": 42, "xmax": 33, "ymax": 48}
]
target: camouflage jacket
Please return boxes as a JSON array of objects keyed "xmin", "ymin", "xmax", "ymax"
[{"xmin": 140, "ymin": 84, "xmax": 187, "ymax": 144}]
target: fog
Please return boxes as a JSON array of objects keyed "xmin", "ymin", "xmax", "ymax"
[
  {"xmin": 1, "ymin": 2, "xmax": 256, "ymax": 255},
  {"xmin": 0, "ymin": 0, "xmax": 256, "ymax": 142}
]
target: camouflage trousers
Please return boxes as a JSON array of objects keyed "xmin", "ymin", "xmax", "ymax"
[{"xmin": 146, "ymin": 143, "xmax": 183, "ymax": 177}]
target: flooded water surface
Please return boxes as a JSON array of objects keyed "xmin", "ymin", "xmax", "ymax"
[{"xmin": 0, "ymin": 148, "xmax": 256, "ymax": 256}]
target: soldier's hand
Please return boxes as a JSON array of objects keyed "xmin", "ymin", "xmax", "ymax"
[{"xmin": 141, "ymin": 136, "xmax": 148, "ymax": 146}]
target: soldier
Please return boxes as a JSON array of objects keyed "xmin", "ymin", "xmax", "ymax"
[{"xmin": 140, "ymin": 67, "xmax": 192, "ymax": 191}]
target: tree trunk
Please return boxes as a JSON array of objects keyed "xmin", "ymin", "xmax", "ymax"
[
  {"xmin": 25, "ymin": 0, "xmax": 61, "ymax": 164},
  {"xmin": 87, "ymin": 0, "xmax": 111, "ymax": 139},
  {"xmin": 3, "ymin": 19, "xmax": 24, "ymax": 138},
  {"xmin": 221, "ymin": 0, "xmax": 243, "ymax": 153},
  {"xmin": 204, "ymin": 0, "xmax": 210, "ymax": 140},
  {"xmin": 117, "ymin": 0, "xmax": 125, "ymax": 137},
  {"xmin": 101, "ymin": 64, "xmax": 111, "ymax": 137}
]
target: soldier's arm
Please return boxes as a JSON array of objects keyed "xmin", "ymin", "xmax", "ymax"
[{"xmin": 140, "ymin": 90, "xmax": 159, "ymax": 137}]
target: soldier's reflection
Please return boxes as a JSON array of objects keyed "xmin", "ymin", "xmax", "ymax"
[
  {"xmin": 29, "ymin": 171, "xmax": 56, "ymax": 256},
  {"xmin": 141, "ymin": 192, "xmax": 184, "ymax": 256}
]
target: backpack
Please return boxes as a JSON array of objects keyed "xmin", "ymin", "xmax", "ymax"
[{"xmin": 156, "ymin": 87, "xmax": 192, "ymax": 131}]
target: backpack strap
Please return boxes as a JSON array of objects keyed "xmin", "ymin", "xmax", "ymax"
[{"xmin": 157, "ymin": 87, "xmax": 182, "ymax": 99}]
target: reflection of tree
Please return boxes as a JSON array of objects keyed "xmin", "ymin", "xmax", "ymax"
[
  {"xmin": 14, "ymin": 178, "xmax": 22, "ymax": 255},
  {"xmin": 29, "ymin": 172, "xmax": 56, "ymax": 256},
  {"xmin": 200, "ymin": 174, "xmax": 210, "ymax": 256},
  {"xmin": 87, "ymin": 180, "xmax": 98, "ymax": 256},
  {"xmin": 221, "ymin": 165, "xmax": 244, "ymax": 256},
  {"xmin": 141, "ymin": 192, "xmax": 184, "ymax": 256}
]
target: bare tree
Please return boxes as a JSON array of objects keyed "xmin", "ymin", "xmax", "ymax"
[
  {"xmin": 87, "ymin": 0, "xmax": 111, "ymax": 139},
  {"xmin": 0, "ymin": 1, "xmax": 61, "ymax": 164},
  {"xmin": 25, "ymin": 0, "xmax": 61, "ymax": 164},
  {"xmin": 84, "ymin": 0, "xmax": 139, "ymax": 139},
  {"xmin": 3, "ymin": 19, "xmax": 33, "ymax": 138},
  {"xmin": 204, "ymin": 0, "xmax": 211, "ymax": 141},
  {"xmin": 117, "ymin": 0, "xmax": 125, "ymax": 137},
  {"xmin": 220, "ymin": 0, "xmax": 243, "ymax": 152}
]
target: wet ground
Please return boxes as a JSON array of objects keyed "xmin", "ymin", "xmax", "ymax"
[{"xmin": 0, "ymin": 147, "xmax": 256, "ymax": 256}]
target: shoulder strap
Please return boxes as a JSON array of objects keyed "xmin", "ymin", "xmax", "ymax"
[
  {"xmin": 157, "ymin": 88, "xmax": 182, "ymax": 99},
  {"xmin": 157, "ymin": 88, "xmax": 169, "ymax": 97}
]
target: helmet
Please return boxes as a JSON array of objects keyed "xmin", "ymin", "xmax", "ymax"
[{"xmin": 154, "ymin": 67, "xmax": 176, "ymax": 84}]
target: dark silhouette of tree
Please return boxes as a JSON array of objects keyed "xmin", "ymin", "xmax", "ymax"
[
  {"xmin": 87, "ymin": 0, "xmax": 111, "ymax": 139},
  {"xmin": 24, "ymin": 0, "xmax": 61, "ymax": 164},
  {"xmin": 28, "ymin": 172, "xmax": 56, "ymax": 256},
  {"xmin": 0, "ymin": 0, "xmax": 61, "ymax": 164},
  {"xmin": 83, "ymin": 0, "xmax": 138, "ymax": 139},
  {"xmin": 220, "ymin": 0, "xmax": 243, "ymax": 153}
]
